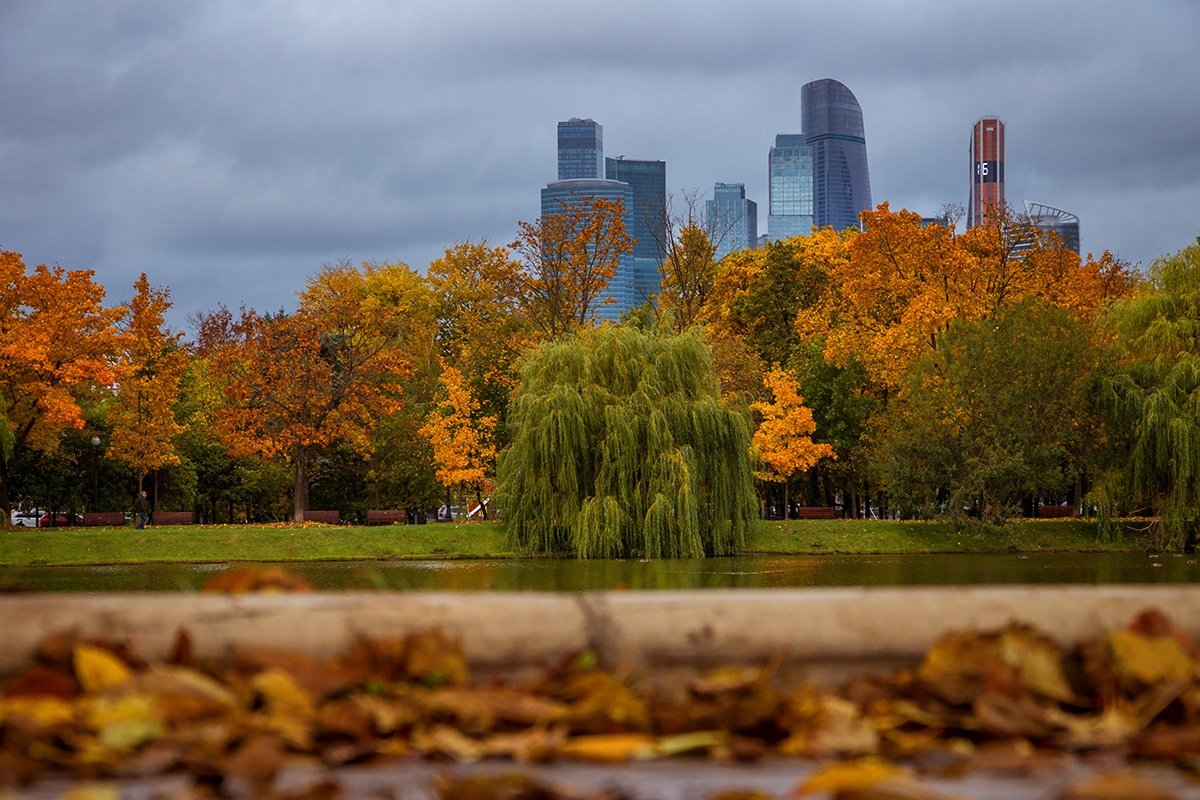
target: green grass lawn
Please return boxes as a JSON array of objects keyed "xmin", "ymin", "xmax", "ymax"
[{"xmin": 0, "ymin": 517, "xmax": 1154, "ymax": 567}]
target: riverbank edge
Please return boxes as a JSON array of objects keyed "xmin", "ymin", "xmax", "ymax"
[
  {"xmin": 2, "ymin": 586, "xmax": 1197, "ymax": 685},
  {"xmin": 0, "ymin": 518, "xmax": 1158, "ymax": 568}
]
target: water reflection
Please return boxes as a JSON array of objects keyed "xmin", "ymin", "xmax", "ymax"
[{"xmin": 2, "ymin": 553, "xmax": 1198, "ymax": 593}]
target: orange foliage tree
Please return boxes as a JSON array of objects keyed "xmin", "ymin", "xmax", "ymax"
[
  {"xmin": 751, "ymin": 367, "xmax": 836, "ymax": 516},
  {"xmin": 210, "ymin": 262, "xmax": 416, "ymax": 521},
  {"xmin": 420, "ymin": 362, "xmax": 496, "ymax": 519},
  {"xmin": 511, "ymin": 194, "xmax": 635, "ymax": 338},
  {"xmin": 0, "ymin": 250, "xmax": 125, "ymax": 520},
  {"xmin": 797, "ymin": 203, "xmax": 1137, "ymax": 393},
  {"xmin": 107, "ymin": 274, "xmax": 187, "ymax": 492}
]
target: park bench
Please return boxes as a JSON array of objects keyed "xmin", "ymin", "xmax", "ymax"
[
  {"xmin": 367, "ymin": 509, "xmax": 407, "ymax": 525},
  {"xmin": 303, "ymin": 510, "xmax": 340, "ymax": 524},
  {"xmin": 82, "ymin": 512, "xmax": 126, "ymax": 526},
  {"xmin": 152, "ymin": 511, "xmax": 194, "ymax": 525},
  {"xmin": 1037, "ymin": 504, "xmax": 1076, "ymax": 518},
  {"xmin": 795, "ymin": 506, "xmax": 839, "ymax": 520}
]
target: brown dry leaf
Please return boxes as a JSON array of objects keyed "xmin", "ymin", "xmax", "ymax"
[
  {"xmin": 349, "ymin": 692, "xmax": 419, "ymax": 736},
  {"xmin": 692, "ymin": 665, "xmax": 768, "ymax": 695},
  {"xmin": 405, "ymin": 630, "xmax": 470, "ymax": 687},
  {"xmin": 1056, "ymin": 770, "xmax": 1179, "ymax": 800},
  {"xmin": 482, "ymin": 725, "xmax": 568, "ymax": 762},
  {"xmin": 420, "ymin": 686, "xmax": 568, "ymax": 734},
  {"xmin": 557, "ymin": 732, "xmax": 658, "ymax": 762},
  {"xmin": 73, "ymin": 644, "xmax": 133, "ymax": 694},
  {"xmin": 557, "ymin": 672, "xmax": 650, "ymax": 733},
  {"xmin": 1046, "ymin": 705, "xmax": 1139, "ymax": 750},
  {"xmin": 916, "ymin": 630, "xmax": 1006, "ymax": 706},
  {"xmin": 232, "ymin": 646, "xmax": 363, "ymax": 699},
  {"xmin": 222, "ymin": 731, "xmax": 288, "ymax": 789},
  {"xmin": 1108, "ymin": 630, "xmax": 1193, "ymax": 686},
  {"xmin": 201, "ymin": 565, "xmax": 314, "ymax": 593},
  {"xmin": 972, "ymin": 691, "xmax": 1055, "ymax": 739},
  {"xmin": 999, "ymin": 625, "xmax": 1076, "ymax": 703},
  {"xmin": 1, "ymin": 664, "xmax": 81, "ymax": 699},
  {"xmin": 435, "ymin": 771, "xmax": 567, "ymax": 800},
  {"xmin": 411, "ymin": 723, "xmax": 485, "ymax": 762},
  {"xmin": 780, "ymin": 695, "xmax": 880, "ymax": 758}
]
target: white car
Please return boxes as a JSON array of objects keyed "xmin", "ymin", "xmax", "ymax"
[{"xmin": 9, "ymin": 511, "xmax": 41, "ymax": 527}]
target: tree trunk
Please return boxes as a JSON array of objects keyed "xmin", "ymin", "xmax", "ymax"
[
  {"xmin": 293, "ymin": 448, "xmax": 309, "ymax": 523},
  {"xmin": 783, "ymin": 479, "xmax": 789, "ymax": 521}
]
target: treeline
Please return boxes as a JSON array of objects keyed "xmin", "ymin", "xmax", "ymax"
[{"xmin": 2, "ymin": 201, "xmax": 1198, "ymax": 547}]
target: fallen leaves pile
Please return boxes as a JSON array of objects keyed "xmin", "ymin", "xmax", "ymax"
[{"xmin": 1, "ymin": 606, "xmax": 1199, "ymax": 798}]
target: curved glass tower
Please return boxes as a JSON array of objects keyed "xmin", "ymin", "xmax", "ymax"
[{"xmin": 801, "ymin": 79, "xmax": 872, "ymax": 231}]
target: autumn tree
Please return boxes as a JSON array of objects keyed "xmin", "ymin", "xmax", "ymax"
[
  {"xmin": 498, "ymin": 326, "xmax": 756, "ymax": 558},
  {"xmin": 751, "ymin": 367, "xmax": 836, "ymax": 517},
  {"xmin": 210, "ymin": 261, "xmax": 419, "ymax": 521},
  {"xmin": 511, "ymin": 193, "xmax": 635, "ymax": 338},
  {"xmin": 653, "ymin": 193, "xmax": 720, "ymax": 333},
  {"xmin": 107, "ymin": 274, "xmax": 187, "ymax": 495},
  {"xmin": 420, "ymin": 362, "xmax": 496, "ymax": 519},
  {"xmin": 426, "ymin": 241, "xmax": 533, "ymax": 438},
  {"xmin": 0, "ymin": 250, "xmax": 125, "ymax": 520},
  {"xmin": 876, "ymin": 300, "xmax": 1099, "ymax": 520}
]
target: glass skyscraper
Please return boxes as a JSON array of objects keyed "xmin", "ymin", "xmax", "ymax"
[
  {"xmin": 606, "ymin": 157, "xmax": 667, "ymax": 303},
  {"xmin": 706, "ymin": 183, "xmax": 758, "ymax": 260},
  {"xmin": 557, "ymin": 118, "xmax": 604, "ymax": 180},
  {"xmin": 801, "ymin": 78, "xmax": 872, "ymax": 231},
  {"xmin": 767, "ymin": 134, "xmax": 813, "ymax": 241}
]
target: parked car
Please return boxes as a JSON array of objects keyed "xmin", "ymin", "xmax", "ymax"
[
  {"xmin": 38, "ymin": 512, "xmax": 81, "ymax": 528},
  {"xmin": 9, "ymin": 511, "xmax": 41, "ymax": 527}
]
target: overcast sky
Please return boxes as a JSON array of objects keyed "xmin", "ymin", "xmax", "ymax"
[{"xmin": 3, "ymin": 0, "xmax": 1199, "ymax": 330}]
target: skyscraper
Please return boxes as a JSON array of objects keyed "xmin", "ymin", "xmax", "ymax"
[
  {"xmin": 706, "ymin": 183, "xmax": 758, "ymax": 260},
  {"xmin": 1024, "ymin": 201, "xmax": 1080, "ymax": 254},
  {"xmin": 969, "ymin": 117, "xmax": 1005, "ymax": 228},
  {"xmin": 606, "ymin": 157, "xmax": 667, "ymax": 303},
  {"xmin": 557, "ymin": 118, "xmax": 603, "ymax": 180},
  {"xmin": 802, "ymin": 79, "xmax": 872, "ymax": 231},
  {"xmin": 767, "ymin": 134, "xmax": 813, "ymax": 241}
]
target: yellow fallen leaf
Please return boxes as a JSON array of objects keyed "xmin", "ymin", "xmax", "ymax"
[
  {"xmin": 0, "ymin": 696, "xmax": 75, "ymax": 728},
  {"xmin": 1109, "ymin": 631, "xmax": 1192, "ymax": 685},
  {"xmin": 558, "ymin": 732, "xmax": 658, "ymax": 762},
  {"xmin": 794, "ymin": 758, "xmax": 907, "ymax": 794},
  {"xmin": 81, "ymin": 694, "xmax": 164, "ymax": 752},
  {"xmin": 73, "ymin": 645, "xmax": 132, "ymax": 694}
]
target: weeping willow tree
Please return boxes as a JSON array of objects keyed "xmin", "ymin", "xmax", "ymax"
[
  {"xmin": 1093, "ymin": 240, "xmax": 1200, "ymax": 551},
  {"xmin": 496, "ymin": 325, "xmax": 756, "ymax": 558}
]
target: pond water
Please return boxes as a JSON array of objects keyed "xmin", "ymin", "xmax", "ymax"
[{"xmin": 2, "ymin": 552, "xmax": 1198, "ymax": 592}]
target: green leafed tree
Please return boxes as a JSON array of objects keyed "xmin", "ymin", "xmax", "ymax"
[
  {"xmin": 1092, "ymin": 240, "xmax": 1200, "ymax": 550},
  {"xmin": 496, "ymin": 325, "xmax": 756, "ymax": 558}
]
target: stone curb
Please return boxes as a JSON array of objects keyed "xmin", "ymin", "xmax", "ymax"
[{"xmin": 3, "ymin": 586, "xmax": 1198, "ymax": 681}]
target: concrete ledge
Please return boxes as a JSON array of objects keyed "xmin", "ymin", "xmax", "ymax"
[{"xmin": 3, "ymin": 586, "xmax": 1199, "ymax": 682}]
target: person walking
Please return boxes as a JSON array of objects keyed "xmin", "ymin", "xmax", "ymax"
[{"xmin": 136, "ymin": 489, "xmax": 150, "ymax": 529}]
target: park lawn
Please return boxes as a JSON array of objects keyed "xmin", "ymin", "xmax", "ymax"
[
  {"xmin": 746, "ymin": 518, "xmax": 1156, "ymax": 554},
  {"xmin": 0, "ymin": 517, "xmax": 1154, "ymax": 567}
]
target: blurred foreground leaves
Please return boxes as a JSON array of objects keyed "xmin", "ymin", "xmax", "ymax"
[{"xmin": 1, "ymin": 601, "xmax": 1197, "ymax": 798}]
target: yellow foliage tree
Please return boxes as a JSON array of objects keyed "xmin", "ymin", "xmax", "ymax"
[
  {"xmin": 108, "ymin": 274, "xmax": 187, "ymax": 490},
  {"xmin": 420, "ymin": 362, "xmax": 496, "ymax": 519},
  {"xmin": 751, "ymin": 367, "xmax": 835, "ymax": 516}
]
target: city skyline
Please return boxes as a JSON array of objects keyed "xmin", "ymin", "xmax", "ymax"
[{"xmin": 2, "ymin": 1, "xmax": 1198, "ymax": 327}]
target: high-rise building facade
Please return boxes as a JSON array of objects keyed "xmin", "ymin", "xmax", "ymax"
[
  {"xmin": 606, "ymin": 157, "xmax": 667, "ymax": 303},
  {"xmin": 802, "ymin": 79, "xmax": 872, "ymax": 231},
  {"xmin": 767, "ymin": 134, "xmax": 813, "ymax": 241},
  {"xmin": 541, "ymin": 178, "xmax": 636, "ymax": 322},
  {"xmin": 557, "ymin": 118, "xmax": 604, "ymax": 180},
  {"xmin": 706, "ymin": 182, "xmax": 758, "ymax": 260},
  {"xmin": 969, "ymin": 117, "xmax": 1005, "ymax": 228},
  {"xmin": 1024, "ymin": 201, "xmax": 1080, "ymax": 254}
]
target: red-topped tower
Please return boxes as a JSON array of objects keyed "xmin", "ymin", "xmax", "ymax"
[{"xmin": 969, "ymin": 116, "xmax": 1005, "ymax": 228}]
